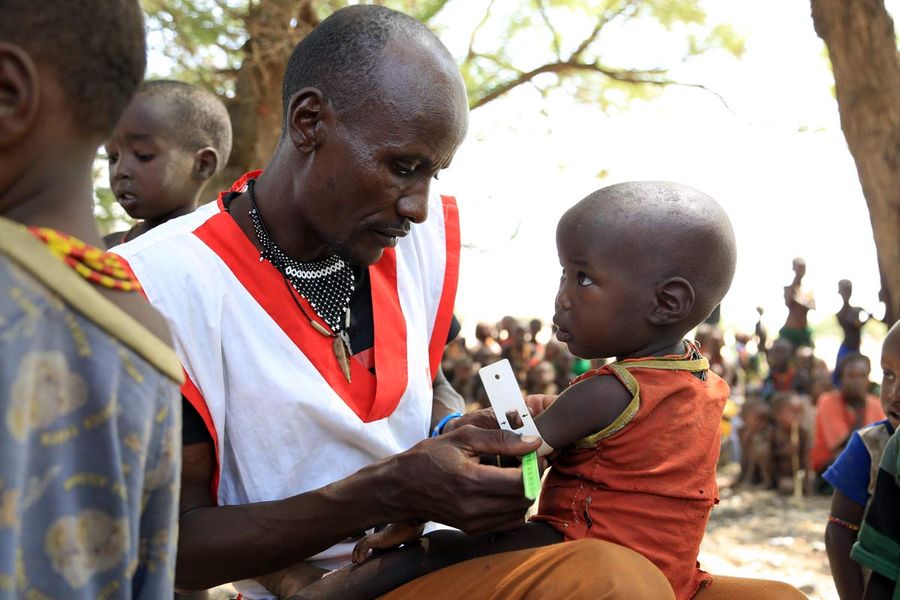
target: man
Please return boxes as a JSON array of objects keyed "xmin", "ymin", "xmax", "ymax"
[{"xmin": 115, "ymin": 6, "xmax": 673, "ymax": 599}]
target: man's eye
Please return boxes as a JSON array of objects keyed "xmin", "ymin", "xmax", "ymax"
[
  {"xmin": 136, "ymin": 153, "xmax": 155, "ymax": 162},
  {"xmin": 105, "ymin": 154, "xmax": 118, "ymax": 164},
  {"xmin": 577, "ymin": 272, "xmax": 594, "ymax": 287},
  {"xmin": 394, "ymin": 163, "xmax": 415, "ymax": 176}
]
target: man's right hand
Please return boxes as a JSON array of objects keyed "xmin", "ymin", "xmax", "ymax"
[{"xmin": 379, "ymin": 426, "xmax": 542, "ymax": 534}]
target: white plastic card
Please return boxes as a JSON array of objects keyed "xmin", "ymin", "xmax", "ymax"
[{"xmin": 478, "ymin": 359, "xmax": 552, "ymax": 456}]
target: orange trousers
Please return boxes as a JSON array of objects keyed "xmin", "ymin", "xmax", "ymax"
[{"xmin": 380, "ymin": 540, "xmax": 807, "ymax": 600}]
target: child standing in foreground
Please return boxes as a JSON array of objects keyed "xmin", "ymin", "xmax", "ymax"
[
  {"xmin": 825, "ymin": 321, "xmax": 900, "ymax": 600},
  {"xmin": 103, "ymin": 79, "xmax": 232, "ymax": 246},
  {"xmin": 290, "ymin": 183, "xmax": 806, "ymax": 600}
]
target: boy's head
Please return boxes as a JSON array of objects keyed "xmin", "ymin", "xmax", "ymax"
[
  {"xmin": 880, "ymin": 321, "xmax": 900, "ymax": 429},
  {"xmin": 105, "ymin": 80, "xmax": 232, "ymax": 221},
  {"xmin": 553, "ymin": 181, "xmax": 736, "ymax": 359},
  {"xmin": 838, "ymin": 279, "xmax": 852, "ymax": 302},
  {"xmin": 771, "ymin": 392, "xmax": 804, "ymax": 429},
  {"xmin": 767, "ymin": 339, "xmax": 793, "ymax": 373},
  {"xmin": 838, "ymin": 353, "xmax": 871, "ymax": 402},
  {"xmin": 0, "ymin": 0, "xmax": 145, "ymax": 212},
  {"xmin": 792, "ymin": 257, "xmax": 806, "ymax": 279}
]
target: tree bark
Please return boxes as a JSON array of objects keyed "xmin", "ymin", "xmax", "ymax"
[
  {"xmin": 811, "ymin": 0, "xmax": 900, "ymax": 325},
  {"xmin": 210, "ymin": 0, "xmax": 319, "ymax": 194}
]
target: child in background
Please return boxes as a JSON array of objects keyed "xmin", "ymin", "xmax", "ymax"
[
  {"xmin": 103, "ymin": 80, "xmax": 232, "ymax": 246},
  {"xmin": 770, "ymin": 392, "xmax": 811, "ymax": 495},
  {"xmin": 292, "ymin": 182, "xmax": 806, "ymax": 600},
  {"xmin": 811, "ymin": 353, "xmax": 885, "ymax": 480},
  {"xmin": 0, "ymin": 1, "xmax": 182, "ymax": 596},
  {"xmin": 824, "ymin": 322, "xmax": 899, "ymax": 600}
]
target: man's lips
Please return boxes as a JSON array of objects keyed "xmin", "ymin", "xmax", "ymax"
[{"xmin": 372, "ymin": 226, "xmax": 409, "ymax": 247}]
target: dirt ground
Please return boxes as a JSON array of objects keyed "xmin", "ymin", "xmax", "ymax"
[
  {"xmin": 209, "ymin": 485, "xmax": 839, "ymax": 600},
  {"xmin": 699, "ymin": 486, "xmax": 837, "ymax": 600}
]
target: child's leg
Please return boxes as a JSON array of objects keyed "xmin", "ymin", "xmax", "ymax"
[{"xmin": 290, "ymin": 523, "xmax": 563, "ymax": 600}]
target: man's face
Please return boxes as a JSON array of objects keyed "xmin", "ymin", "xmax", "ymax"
[
  {"xmin": 105, "ymin": 96, "xmax": 198, "ymax": 221},
  {"xmin": 553, "ymin": 220, "xmax": 650, "ymax": 360},
  {"xmin": 296, "ymin": 45, "xmax": 468, "ymax": 266}
]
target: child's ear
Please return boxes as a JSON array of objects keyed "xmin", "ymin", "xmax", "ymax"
[
  {"xmin": 648, "ymin": 277, "xmax": 695, "ymax": 326},
  {"xmin": 286, "ymin": 88, "xmax": 328, "ymax": 153},
  {"xmin": 0, "ymin": 43, "xmax": 38, "ymax": 150},
  {"xmin": 192, "ymin": 147, "xmax": 219, "ymax": 182}
]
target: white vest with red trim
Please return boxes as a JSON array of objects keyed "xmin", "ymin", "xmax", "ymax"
[{"xmin": 113, "ymin": 173, "xmax": 460, "ymax": 598}]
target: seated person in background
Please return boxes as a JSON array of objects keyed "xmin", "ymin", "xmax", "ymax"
[
  {"xmin": 695, "ymin": 323, "xmax": 737, "ymax": 388},
  {"xmin": 825, "ymin": 322, "xmax": 899, "ymax": 600},
  {"xmin": 770, "ymin": 392, "xmax": 811, "ymax": 495},
  {"xmin": 793, "ymin": 346, "xmax": 816, "ymax": 396},
  {"xmin": 103, "ymin": 79, "xmax": 232, "ymax": 246},
  {"xmin": 737, "ymin": 397, "xmax": 774, "ymax": 488},
  {"xmin": 0, "ymin": 1, "xmax": 182, "ymax": 596},
  {"xmin": 297, "ymin": 182, "xmax": 805, "ymax": 600},
  {"xmin": 780, "ymin": 257, "xmax": 815, "ymax": 349},
  {"xmin": 762, "ymin": 338, "xmax": 796, "ymax": 401},
  {"xmin": 851, "ymin": 428, "xmax": 900, "ymax": 600},
  {"xmin": 811, "ymin": 353, "xmax": 886, "ymax": 484}
]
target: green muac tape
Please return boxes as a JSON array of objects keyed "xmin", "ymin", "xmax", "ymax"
[{"xmin": 521, "ymin": 450, "xmax": 541, "ymax": 500}]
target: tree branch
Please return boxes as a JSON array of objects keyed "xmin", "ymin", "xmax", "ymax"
[
  {"xmin": 465, "ymin": 0, "xmax": 497, "ymax": 63},
  {"xmin": 535, "ymin": 0, "xmax": 562, "ymax": 61}
]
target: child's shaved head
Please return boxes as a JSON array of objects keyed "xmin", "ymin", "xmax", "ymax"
[
  {"xmin": 0, "ymin": 0, "xmax": 145, "ymax": 139},
  {"xmin": 561, "ymin": 182, "xmax": 736, "ymax": 327},
  {"xmin": 137, "ymin": 80, "xmax": 233, "ymax": 169}
]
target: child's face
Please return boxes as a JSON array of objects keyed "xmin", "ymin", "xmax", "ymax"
[
  {"xmin": 880, "ymin": 326, "xmax": 900, "ymax": 429},
  {"xmin": 840, "ymin": 359, "xmax": 871, "ymax": 401},
  {"xmin": 553, "ymin": 220, "xmax": 648, "ymax": 359},
  {"xmin": 104, "ymin": 95, "xmax": 199, "ymax": 221}
]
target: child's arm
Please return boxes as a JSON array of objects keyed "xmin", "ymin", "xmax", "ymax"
[
  {"xmin": 825, "ymin": 490, "xmax": 866, "ymax": 600},
  {"xmin": 532, "ymin": 374, "xmax": 632, "ymax": 450}
]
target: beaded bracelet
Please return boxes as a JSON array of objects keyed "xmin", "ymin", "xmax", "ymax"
[
  {"xmin": 827, "ymin": 514, "xmax": 861, "ymax": 531},
  {"xmin": 431, "ymin": 412, "xmax": 463, "ymax": 438}
]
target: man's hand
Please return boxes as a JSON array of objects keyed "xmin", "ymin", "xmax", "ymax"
[
  {"xmin": 442, "ymin": 394, "xmax": 558, "ymax": 434},
  {"xmin": 352, "ymin": 522, "xmax": 424, "ymax": 564},
  {"xmin": 380, "ymin": 426, "xmax": 542, "ymax": 534}
]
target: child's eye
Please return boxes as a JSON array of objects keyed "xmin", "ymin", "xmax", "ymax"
[
  {"xmin": 885, "ymin": 370, "xmax": 896, "ymax": 382},
  {"xmin": 135, "ymin": 153, "xmax": 155, "ymax": 163},
  {"xmin": 577, "ymin": 272, "xmax": 594, "ymax": 287},
  {"xmin": 105, "ymin": 154, "xmax": 117, "ymax": 164}
]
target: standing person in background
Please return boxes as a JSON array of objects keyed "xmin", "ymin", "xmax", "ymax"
[
  {"xmin": 836, "ymin": 279, "xmax": 870, "ymax": 382},
  {"xmin": 0, "ymin": 1, "xmax": 182, "ymax": 597},
  {"xmin": 103, "ymin": 80, "xmax": 232, "ymax": 247},
  {"xmin": 780, "ymin": 258, "xmax": 816, "ymax": 349}
]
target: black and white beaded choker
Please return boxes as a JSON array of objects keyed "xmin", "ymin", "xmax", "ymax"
[{"xmin": 246, "ymin": 178, "xmax": 355, "ymax": 381}]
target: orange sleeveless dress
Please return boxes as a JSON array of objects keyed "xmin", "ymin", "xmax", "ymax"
[{"xmin": 532, "ymin": 343, "xmax": 729, "ymax": 600}]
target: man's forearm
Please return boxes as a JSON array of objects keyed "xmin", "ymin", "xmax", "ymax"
[
  {"xmin": 176, "ymin": 460, "xmax": 400, "ymax": 591},
  {"xmin": 430, "ymin": 369, "xmax": 465, "ymax": 430}
]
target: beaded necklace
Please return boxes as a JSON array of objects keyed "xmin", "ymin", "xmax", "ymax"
[
  {"xmin": 246, "ymin": 179, "xmax": 355, "ymax": 382},
  {"xmin": 27, "ymin": 226, "xmax": 142, "ymax": 292}
]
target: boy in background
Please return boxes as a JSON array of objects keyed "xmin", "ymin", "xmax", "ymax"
[{"xmin": 104, "ymin": 80, "xmax": 232, "ymax": 246}]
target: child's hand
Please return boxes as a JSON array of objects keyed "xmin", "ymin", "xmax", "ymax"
[{"xmin": 352, "ymin": 522, "xmax": 425, "ymax": 564}]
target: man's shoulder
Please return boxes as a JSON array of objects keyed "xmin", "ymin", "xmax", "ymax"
[{"xmin": 112, "ymin": 202, "xmax": 220, "ymax": 260}]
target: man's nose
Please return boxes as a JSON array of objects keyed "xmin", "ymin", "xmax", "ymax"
[{"xmin": 396, "ymin": 183, "xmax": 429, "ymax": 224}]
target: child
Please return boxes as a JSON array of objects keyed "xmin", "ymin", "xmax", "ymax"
[
  {"xmin": 780, "ymin": 257, "xmax": 816, "ymax": 349},
  {"xmin": 824, "ymin": 322, "xmax": 899, "ymax": 600},
  {"xmin": 0, "ymin": 1, "xmax": 182, "ymax": 597},
  {"xmin": 285, "ymin": 181, "xmax": 786, "ymax": 600},
  {"xmin": 103, "ymin": 79, "xmax": 232, "ymax": 246},
  {"xmin": 770, "ymin": 392, "xmax": 811, "ymax": 495}
]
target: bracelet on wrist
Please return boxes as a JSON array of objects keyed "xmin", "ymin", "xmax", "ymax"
[{"xmin": 431, "ymin": 412, "xmax": 463, "ymax": 437}]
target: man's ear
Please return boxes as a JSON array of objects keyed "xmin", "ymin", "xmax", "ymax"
[
  {"xmin": 286, "ymin": 88, "xmax": 328, "ymax": 153},
  {"xmin": 648, "ymin": 277, "xmax": 695, "ymax": 326},
  {"xmin": 0, "ymin": 43, "xmax": 39, "ymax": 150},
  {"xmin": 192, "ymin": 147, "xmax": 219, "ymax": 181}
]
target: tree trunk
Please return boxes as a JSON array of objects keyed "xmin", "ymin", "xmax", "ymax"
[
  {"xmin": 811, "ymin": 0, "xmax": 900, "ymax": 325},
  {"xmin": 209, "ymin": 0, "xmax": 320, "ymax": 194}
]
